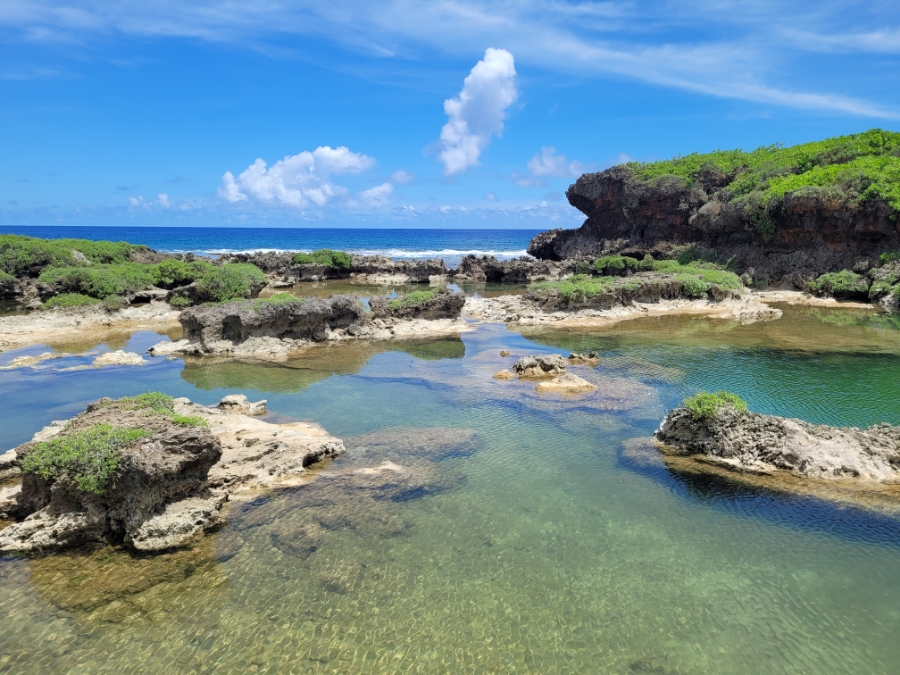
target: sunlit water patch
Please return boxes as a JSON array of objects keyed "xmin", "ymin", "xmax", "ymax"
[{"xmin": 1, "ymin": 307, "xmax": 900, "ymax": 673}]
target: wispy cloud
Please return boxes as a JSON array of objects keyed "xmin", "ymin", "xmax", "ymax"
[{"xmin": 1, "ymin": 1, "xmax": 897, "ymax": 117}]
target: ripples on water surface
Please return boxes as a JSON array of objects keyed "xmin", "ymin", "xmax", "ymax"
[{"xmin": 1, "ymin": 305, "xmax": 900, "ymax": 674}]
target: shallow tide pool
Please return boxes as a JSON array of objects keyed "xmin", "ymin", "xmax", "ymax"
[{"xmin": 2, "ymin": 305, "xmax": 900, "ymax": 674}]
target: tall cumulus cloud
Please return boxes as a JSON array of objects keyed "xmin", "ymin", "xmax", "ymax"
[{"xmin": 438, "ymin": 48, "xmax": 518, "ymax": 176}]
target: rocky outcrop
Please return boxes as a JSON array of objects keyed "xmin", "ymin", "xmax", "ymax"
[
  {"xmin": 529, "ymin": 164, "xmax": 900, "ymax": 286},
  {"xmin": 92, "ymin": 350, "xmax": 146, "ymax": 367},
  {"xmin": 177, "ymin": 294, "xmax": 366, "ymax": 353},
  {"xmin": 512, "ymin": 354, "xmax": 568, "ymax": 378},
  {"xmin": 655, "ymin": 406, "xmax": 900, "ymax": 483},
  {"xmin": 452, "ymin": 255, "xmax": 575, "ymax": 283},
  {"xmin": 0, "ymin": 394, "xmax": 344, "ymax": 553},
  {"xmin": 369, "ymin": 289, "xmax": 465, "ymax": 321}
]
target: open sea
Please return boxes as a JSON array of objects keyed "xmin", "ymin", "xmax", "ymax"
[{"xmin": 0, "ymin": 226, "xmax": 543, "ymax": 266}]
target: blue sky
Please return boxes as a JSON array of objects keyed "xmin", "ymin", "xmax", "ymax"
[{"xmin": 1, "ymin": 1, "xmax": 899, "ymax": 229}]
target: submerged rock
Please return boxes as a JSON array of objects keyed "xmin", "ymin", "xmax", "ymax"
[
  {"xmin": 92, "ymin": 350, "xmax": 146, "ymax": 367},
  {"xmin": 655, "ymin": 406, "xmax": 900, "ymax": 483},
  {"xmin": 0, "ymin": 393, "xmax": 344, "ymax": 554},
  {"xmin": 534, "ymin": 372, "xmax": 598, "ymax": 394}
]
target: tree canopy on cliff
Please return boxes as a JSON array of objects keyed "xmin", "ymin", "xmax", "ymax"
[{"xmin": 629, "ymin": 129, "xmax": 900, "ymax": 211}]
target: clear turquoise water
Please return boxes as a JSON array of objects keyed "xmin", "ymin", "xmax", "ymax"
[{"xmin": 2, "ymin": 306, "xmax": 900, "ymax": 674}]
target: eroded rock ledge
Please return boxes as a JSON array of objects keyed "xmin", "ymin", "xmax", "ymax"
[
  {"xmin": 150, "ymin": 289, "xmax": 468, "ymax": 359},
  {"xmin": 0, "ymin": 394, "xmax": 344, "ymax": 553},
  {"xmin": 655, "ymin": 406, "xmax": 900, "ymax": 483}
]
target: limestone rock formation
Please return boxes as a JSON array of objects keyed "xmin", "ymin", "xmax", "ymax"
[
  {"xmin": 512, "ymin": 354, "xmax": 568, "ymax": 378},
  {"xmin": 0, "ymin": 393, "xmax": 344, "ymax": 554},
  {"xmin": 528, "ymin": 163, "xmax": 900, "ymax": 286},
  {"xmin": 452, "ymin": 255, "xmax": 575, "ymax": 283},
  {"xmin": 369, "ymin": 288, "xmax": 465, "ymax": 321},
  {"xmin": 92, "ymin": 350, "xmax": 146, "ymax": 367},
  {"xmin": 655, "ymin": 406, "xmax": 900, "ymax": 483},
  {"xmin": 534, "ymin": 372, "xmax": 598, "ymax": 394}
]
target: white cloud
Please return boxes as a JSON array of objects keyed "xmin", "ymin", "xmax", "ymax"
[
  {"xmin": 158, "ymin": 192, "xmax": 170, "ymax": 208},
  {"xmin": 350, "ymin": 182, "xmax": 393, "ymax": 208},
  {"xmin": 485, "ymin": 192, "xmax": 498, "ymax": 201},
  {"xmin": 438, "ymin": 48, "xmax": 518, "ymax": 176},
  {"xmin": 527, "ymin": 146, "xmax": 585, "ymax": 178},
  {"xmin": 219, "ymin": 146, "xmax": 375, "ymax": 208},
  {"xmin": 390, "ymin": 169, "xmax": 416, "ymax": 184},
  {"xmin": 128, "ymin": 195, "xmax": 151, "ymax": 209}
]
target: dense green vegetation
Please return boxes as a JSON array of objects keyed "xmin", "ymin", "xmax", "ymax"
[
  {"xmin": 193, "ymin": 263, "xmax": 266, "ymax": 304},
  {"xmin": 594, "ymin": 255, "xmax": 639, "ymax": 274},
  {"xmin": 118, "ymin": 392, "xmax": 208, "ymax": 427},
  {"xmin": 0, "ymin": 269, "xmax": 14, "ymax": 284},
  {"xmin": 291, "ymin": 249, "xmax": 352, "ymax": 269},
  {"xmin": 684, "ymin": 391, "xmax": 748, "ymax": 420},
  {"xmin": 530, "ymin": 274, "xmax": 616, "ymax": 303},
  {"xmin": 22, "ymin": 424, "xmax": 150, "ymax": 495},
  {"xmin": 0, "ymin": 234, "xmax": 144, "ymax": 277},
  {"xmin": 628, "ymin": 129, "xmax": 900, "ymax": 212},
  {"xmin": 808, "ymin": 270, "xmax": 869, "ymax": 296},
  {"xmin": 42, "ymin": 293, "xmax": 101, "ymax": 309},
  {"xmin": 649, "ymin": 260, "xmax": 743, "ymax": 296},
  {"xmin": 39, "ymin": 263, "xmax": 158, "ymax": 299},
  {"xmin": 387, "ymin": 289, "xmax": 438, "ymax": 309}
]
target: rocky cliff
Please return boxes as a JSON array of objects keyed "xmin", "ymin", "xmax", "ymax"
[{"xmin": 529, "ymin": 130, "xmax": 900, "ymax": 287}]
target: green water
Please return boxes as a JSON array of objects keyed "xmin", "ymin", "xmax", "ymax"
[{"xmin": 2, "ymin": 306, "xmax": 900, "ymax": 674}]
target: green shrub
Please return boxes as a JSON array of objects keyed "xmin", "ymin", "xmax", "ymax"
[
  {"xmin": 594, "ymin": 255, "xmax": 638, "ymax": 275},
  {"xmin": 21, "ymin": 424, "xmax": 150, "ymax": 495},
  {"xmin": 0, "ymin": 269, "xmax": 14, "ymax": 283},
  {"xmin": 879, "ymin": 251, "xmax": 900, "ymax": 265},
  {"xmin": 388, "ymin": 290, "xmax": 437, "ymax": 309},
  {"xmin": 676, "ymin": 274, "xmax": 709, "ymax": 298},
  {"xmin": 808, "ymin": 270, "xmax": 869, "ymax": 296},
  {"xmin": 529, "ymin": 274, "xmax": 616, "ymax": 303},
  {"xmin": 195, "ymin": 263, "xmax": 266, "ymax": 303},
  {"xmin": 42, "ymin": 293, "xmax": 101, "ymax": 309},
  {"xmin": 628, "ymin": 129, "xmax": 900, "ymax": 212},
  {"xmin": 168, "ymin": 295, "xmax": 193, "ymax": 309},
  {"xmin": 683, "ymin": 391, "xmax": 748, "ymax": 420},
  {"xmin": 38, "ymin": 263, "xmax": 156, "ymax": 299},
  {"xmin": 150, "ymin": 259, "xmax": 212, "ymax": 287},
  {"xmin": 252, "ymin": 293, "xmax": 305, "ymax": 310},
  {"xmin": 0, "ymin": 234, "xmax": 144, "ymax": 278},
  {"xmin": 291, "ymin": 249, "xmax": 352, "ymax": 270},
  {"xmin": 102, "ymin": 296, "xmax": 128, "ymax": 311}
]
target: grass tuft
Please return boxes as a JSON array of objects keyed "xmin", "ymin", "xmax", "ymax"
[
  {"xmin": 530, "ymin": 274, "xmax": 616, "ymax": 303},
  {"xmin": 387, "ymin": 290, "xmax": 438, "ymax": 309},
  {"xmin": 594, "ymin": 255, "xmax": 638, "ymax": 275},
  {"xmin": 21, "ymin": 424, "xmax": 150, "ymax": 495},
  {"xmin": 683, "ymin": 391, "xmax": 748, "ymax": 420},
  {"xmin": 808, "ymin": 270, "xmax": 869, "ymax": 296},
  {"xmin": 252, "ymin": 293, "xmax": 305, "ymax": 310}
]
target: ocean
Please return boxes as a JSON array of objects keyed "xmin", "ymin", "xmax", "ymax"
[{"xmin": 0, "ymin": 226, "xmax": 545, "ymax": 266}]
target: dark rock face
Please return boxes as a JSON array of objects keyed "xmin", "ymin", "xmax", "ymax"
[
  {"xmin": 655, "ymin": 407, "xmax": 900, "ymax": 482},
  {"xmin": 528, "ymin": 165, "xmax": 900, "ymax": 285},
  {"xmin": 369, "ymin": 289, "xmax": 465, "ymax": 321},
  {"xmin": 0, "ymin": 276, "xmax": 17, "ymax": 300},
  {"xmin": 350, "ymin": 255, "xmax": 448, "ymax": 282},
  {"xmin": 452, "ymin": 255, "xmax": 575, "ymax": 283},
  {"xmin": 180, "ymin": 294, "xmax": 367, "ymax": 347}
]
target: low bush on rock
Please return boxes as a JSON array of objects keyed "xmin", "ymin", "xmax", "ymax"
[
  {"xmin": 530, "ymin": 275, "xmax": 616, "ymax": 303},
  {"xmin": 291, "ymin": 249, "xmax": 352, "ymax": 270},
  {"xmin": 22, "ymin": 424, "xmax": 150, "ymax": 495},
  {"xmin": 594, "ymin": 255, "xmax": 638, "ymax": 275},
  {"xmin": 684, "ymin": 391, "xmax": 748, "ymax": 419},
  {"xmin": 43, "ymin": 293, "xmax": 101, "ymax": 309},
  {"xmin": 0, "ymin": 234, "xmax": 145, "ymax": 278},
  {"xmin": 388, "ymin": 290, "xmax": 438, "ymax": 309},
  {"xmin": 808, "ymin": 270, "xmax": 869, "ymax": 297},
  {"xmin": 252, "ymin": 292, "xmax": 306, "ymax": 309}
]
